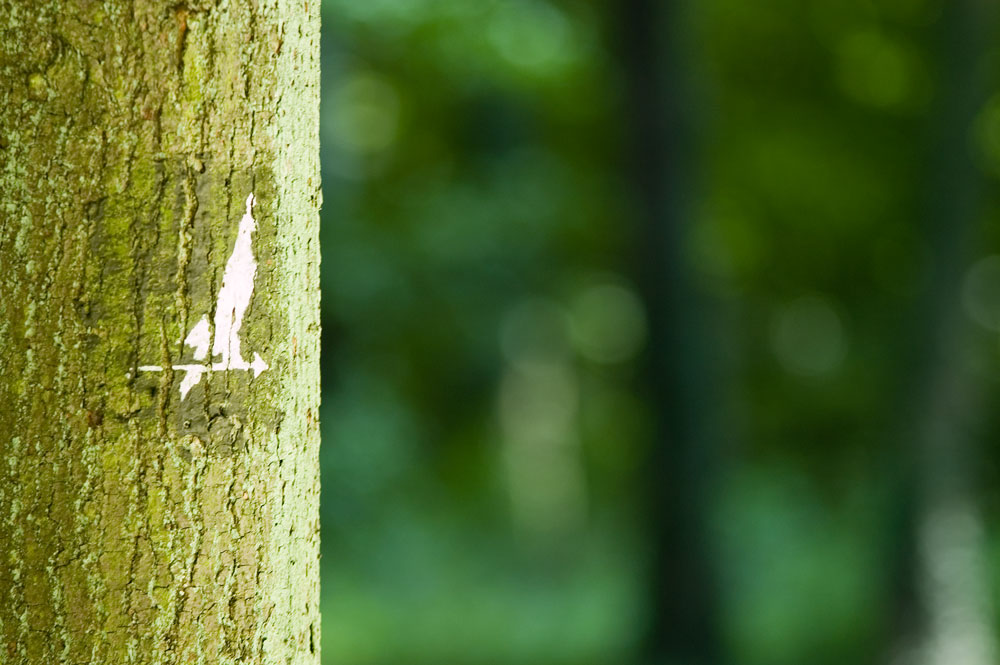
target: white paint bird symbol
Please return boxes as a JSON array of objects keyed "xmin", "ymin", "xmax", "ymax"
[{"xmin": 139, "ymin": 193, "xmax": 269, "ymax": 399}]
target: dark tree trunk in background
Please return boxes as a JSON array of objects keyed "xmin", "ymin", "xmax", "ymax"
[
  {"xmin": 616, "ymin": 1, "xmax": 723, "ymax": 663},
  {"xmin": 890, "ymin": 0, "xmax": 997, "ymax": 662}
]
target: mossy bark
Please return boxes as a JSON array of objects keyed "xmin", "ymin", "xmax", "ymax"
[{"xmin": 0, "ymin": 1, "xmax": 321, "ymax": 663}]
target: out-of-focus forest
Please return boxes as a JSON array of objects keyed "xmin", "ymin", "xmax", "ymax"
[{"xmin": 317, "ymin": 0, "xmax": 1000, "ymax": 663}]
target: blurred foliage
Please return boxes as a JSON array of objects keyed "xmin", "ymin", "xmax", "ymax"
[{"xmin": 318, "ymin": 0, "xmax": 1000, "ymax": 663}]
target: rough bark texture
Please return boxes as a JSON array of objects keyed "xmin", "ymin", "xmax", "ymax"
[{"xmin": 0, "ymin": 1, "xmax": 321, "ymax": 663}]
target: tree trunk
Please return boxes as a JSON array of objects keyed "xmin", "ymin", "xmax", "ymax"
[
  {"xmin": 616, "ymin": 0, "xmax": 723, "ymax": 663},
  {"xmin": 889, "ymin": 1, "xmax": 997, "ymax": 663},
  {"xmin": 0, "ymin": 2, "xmax": 321, "ymax": 663}
]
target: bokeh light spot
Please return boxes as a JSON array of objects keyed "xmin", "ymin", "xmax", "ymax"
[
  {"xmin": 689, "ymin": 208, "xmax": 766, "ymax": 291},
  {"xmin": 568, "ymin": 280, "xmax": 647, "ymax": 364},
  {"xmin": 974, "ymin": 97, "xmax": 1000, "ymax": 179},
  {"xmin": 836, "ymin": 30, "xmax": 924, "ymax": 111},
  {"xmin": 769, "ymin": 296, "xmax": 847, "ymax": 377},
  {"xmin": 326, "ymin": 72, "xmax": 401, "ymax": 156},
  {"xmin": 961, "ymin": 255, "xmax": 1000, "ymax": 331},
  {"xmin": 500, "ymin": 298, "xmax": 570, "ymax": 367},
  {"xmin": 487, "ymin": 1, "xmax": 574, "ymax": 74}
]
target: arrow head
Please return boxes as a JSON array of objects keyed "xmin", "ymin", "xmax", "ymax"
[{"xmin": 250, "ymin": 352, "xmax": 269, "ymax": 378}]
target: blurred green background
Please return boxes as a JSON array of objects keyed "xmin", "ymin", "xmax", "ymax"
[{"xmin": 317, "ymin": 1, "xmax": 1000, "ymax": 663}]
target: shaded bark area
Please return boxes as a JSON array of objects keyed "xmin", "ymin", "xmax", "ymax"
[
  {"xmin": 615, "ymin": 0, "xmax": 722, "ymax": 663},
  {"xmin": 0, "ymin": 1, "xmax": 321, "ymax": 663}
]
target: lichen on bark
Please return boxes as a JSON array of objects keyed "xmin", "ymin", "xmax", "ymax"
[{"xmin": 0, "ymin": 1, "xmax": 321, "ymax": 663}]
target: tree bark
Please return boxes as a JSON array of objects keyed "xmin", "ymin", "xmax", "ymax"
[{"xmin": 0, "ymin": 1, "xmax": 321, "ymax": 663}]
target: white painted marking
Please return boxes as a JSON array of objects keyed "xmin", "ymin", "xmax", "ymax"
[
  {"xmin": 185, "ymin": 315, "xmax": 211, "ymax": 360},
  {"xmin": 250, "ymin": 352, "xmax": 269, "ymax": 378},
  {"xmin": 178, "ymin": 365, "xmax": 207, "ymax": 399},
  {"xmin": 213, "ymin": 194, "xmax": 258, "ymax": 370},
  {"xmin": 137, "ymin": 193, "xmax": 270, "ymax": 399}
]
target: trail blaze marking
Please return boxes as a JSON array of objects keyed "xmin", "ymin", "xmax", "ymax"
[{"xmin": 139, "ymin": 193, "xmax": 269, "ymax": 399}]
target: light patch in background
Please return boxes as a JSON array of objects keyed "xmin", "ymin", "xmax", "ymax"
[
  {"xmin": 961, "ymin": 255, "xmax": 1000, "ymax": 331},
  {"xmin": 716, "ymin": 468, "xmax": 883, "ymax": 663},
  {"xmin": 770, "ymin": 295, "xmax": 847, "ymax": 377},
  {"xmin": 688, "ymin": 206, "xmax": 767, "ymax": 293},
  {"xmin": 322, "ymin": 377, "xmax": 419, "ymax": 499},
  {"xmin": 326, "ymin": 72, "xmax": 401, "ymax": 156},
  {"xmin": 568, "ymin": 279, "xmax": 647, "ymax": 364},
  {"xmin": 836, "ymin": 30, "xmax": 926, "ymax": 111},
  {"xmin": 974, "ymin": 96, "xmax": 1000, "ymax": 178},
  {"xmin": 498, "ymin": 298, "xmax": 586, "ymax": 539},
  {"xmin": 323, "ymin": 0, "xmax": 427, "ymax": 25},
  {"xmin": 501, "ymin": 298, "xmax": 571, "ymax": 366},
  {"xmin": 918, "ymin": 496, "xmax": 996, "ymax": 665},
  {"xmin": 487, "ymin": 1, "xmax": 576, "ymax": 74}
]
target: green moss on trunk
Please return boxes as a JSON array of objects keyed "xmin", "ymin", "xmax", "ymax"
[{"xmin": 0, "ymin": 1, "xmax": 321, "ymax": 663}]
